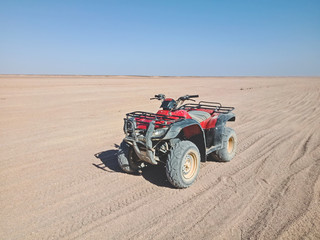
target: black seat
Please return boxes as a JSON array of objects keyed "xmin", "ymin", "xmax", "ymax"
[{"xmin": 188, "ymin": 111, "xmax": 211, "ymax": 123}]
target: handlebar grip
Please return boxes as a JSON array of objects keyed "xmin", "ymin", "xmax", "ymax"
[{"xmin": 189, "ymin": 95, "xmax": 199, "ymax": 98}]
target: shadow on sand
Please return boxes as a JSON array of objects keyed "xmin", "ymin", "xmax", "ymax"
[{"xmin": 93, "ymin": 144, "xmax": 173, "ymax": 188}]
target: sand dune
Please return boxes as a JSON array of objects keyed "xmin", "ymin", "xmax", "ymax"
[{"xmin": 0, "ymin": 75, "xmax": 319, "ymax": 239}]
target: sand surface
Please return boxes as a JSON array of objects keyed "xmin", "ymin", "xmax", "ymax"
[{"xmin": 0, "ymin": 75, "xmax": 320, "ymax": 240}]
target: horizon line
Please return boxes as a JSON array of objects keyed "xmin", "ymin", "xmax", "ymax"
[{"xmin": 1, "ymin": 74, "xmax": 319, "ymax": 78}]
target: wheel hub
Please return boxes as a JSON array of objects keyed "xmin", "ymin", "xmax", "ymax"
[
  {"xmin": 183, "ymin": 156, "xmax": 192, "ymax": 174},
  {"xmin": 227, "ymin": 136, "xmax": 234, "ymax": 153},
  {"xmin": 182, "ymin": 152, "xmax": 197, "ymax": 180}
]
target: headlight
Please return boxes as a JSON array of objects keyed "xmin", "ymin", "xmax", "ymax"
[
  {"xmin": 124, "ymin": 118, "xmax": 135, "ymax": 133},
  {"xmin": 127, "ymin": 121, "xmax": 133, "ymax": 131},
  {"xmin": 152, "ymin": 127, "xmax": 168, "ymax": 138}
]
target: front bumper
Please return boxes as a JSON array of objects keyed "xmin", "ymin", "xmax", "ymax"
[{"xmin": 124, "ymin": 119, "xmax": 158, "ymax": 165}]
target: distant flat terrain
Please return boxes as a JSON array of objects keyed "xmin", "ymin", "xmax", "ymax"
[{"xmin": 1, "ymin": 75, "xmax": 319, "ymax": 239}]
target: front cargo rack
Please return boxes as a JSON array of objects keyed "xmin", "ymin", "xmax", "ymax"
[
  {"xmin": 180, "ymin": 101, "xmax": 234, "ymax": 114},
  {"xmin": 126, "ymin": 111, "xmax": 185, "ymax": 127}
]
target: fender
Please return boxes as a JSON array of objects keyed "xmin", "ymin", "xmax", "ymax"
[
  {"xmin": 216, "ymin": 112, "xmax": 235, "ymax": 125},
  {"xmin": 213, "ymin": 112, "xmax": 236, "ymax": 146},
  {"xmin": 163, "ymin": 119, "xmax": 207, "ymax": 162},
  {"xmin": 162, "ymin": 119, "xmax": 200, "ymax": 139}
]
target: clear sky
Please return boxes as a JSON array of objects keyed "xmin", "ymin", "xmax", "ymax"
[{"xmin": 0, "ymin": 0, "xmax": 319, "ymax": 76}]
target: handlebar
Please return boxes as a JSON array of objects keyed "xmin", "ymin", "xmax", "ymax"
[
  {"xmin": 178, "ymin": 94, "xmax": 199, "ymax": 101},
  {"xmin": 150, "ymin": 93, "xmax": 199, "ymax": 110},
  {"xmin": 150, "ymin": 93, "xmax": 199, "ymax": 103}
]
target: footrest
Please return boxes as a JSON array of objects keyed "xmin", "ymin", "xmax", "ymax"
[{"xmin": 206, "ymin": 144, "xmax": 222, "ymax": 155}]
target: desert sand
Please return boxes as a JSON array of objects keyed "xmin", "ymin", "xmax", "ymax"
[{"xmin": 0, "ymin": 75, "xmax": 319, "ymax": 240}]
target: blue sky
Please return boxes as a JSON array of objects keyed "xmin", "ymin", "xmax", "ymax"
[{"xmin": 0, "ymin": 0, "xmax": 319, "ymax": 76}]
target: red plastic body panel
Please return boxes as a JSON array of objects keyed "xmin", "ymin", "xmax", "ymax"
[
  {"xmin": 183, "ymin": 125, "xmax": 202, "ymax": 138},
  {"xmin": 135, "ymin": 117, "xmax": 180, "ymax": 129},
  {"xmin": 135, "ymin": 118, "xmax": 152, "ymax": 129},
  {"xmin": 156, "ymin": 110, "xmax": 192, "ymax": 119},
  {"xmin": 134, "ymin": 110, "xmax": 188, "ymax": 130},
  {"xmin": 134, "ymin": 109, "xmax": 219, "ymax": 130},
  {"xmin": 183, "ymin": 109, "xmax": 219, "ymax": 129},
  {"xmin": 201, "ymin": 113, "xmax": 219, "ymax": 129}
]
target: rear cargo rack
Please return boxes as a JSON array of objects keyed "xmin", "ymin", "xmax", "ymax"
[
  {"xmin": 180, "ymin": 101, "xmax": 234, "ymax": 114},
  {"xmin": 126, "ymin": 111, "xmax": 185, "ymax": 127}
]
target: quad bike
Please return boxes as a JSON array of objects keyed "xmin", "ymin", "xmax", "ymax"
[{"xmin": 118, "ymin": 94, "xmax": 237, "ymax": 188}]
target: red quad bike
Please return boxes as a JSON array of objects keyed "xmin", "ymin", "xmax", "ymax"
[{"xmin": 118, "ymin": 94, "xmax": 237, "ymax": 188}]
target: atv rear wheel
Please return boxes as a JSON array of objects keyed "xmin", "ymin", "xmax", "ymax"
[
  {"xmin": 213, "ymin": 127, "xmax": 237, "ymax": 162},
  {"xmin": 117, "ymin": 141, "xmax": 139, "ymax": 173},
  {"xmin": 166, "ymin": 140, "xmax": 200, "ymax": 188}
]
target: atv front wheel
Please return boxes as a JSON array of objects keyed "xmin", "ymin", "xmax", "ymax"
[
  {"xmin": 117, "ymin": 141, "xmax": 139, "ymax": 173},
  {"xmin": 213, "ymin": 127, "xmax": 237, "ymax": 162},
  {"xmin": 166, "ymin": 140, "xmax": 200, "ymax": 188}
]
